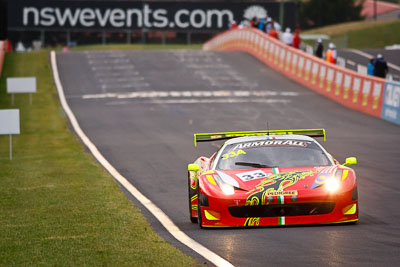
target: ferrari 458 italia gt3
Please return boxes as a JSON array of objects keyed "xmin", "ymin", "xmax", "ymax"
[{"xmin": 188, "ymin": 129, "xmax": 358, "ymax": 228}]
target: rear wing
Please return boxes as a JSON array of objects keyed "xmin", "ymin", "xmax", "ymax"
[{"xmin": 194, "ymin": 129, "xmax": 326, "ymax": 146}]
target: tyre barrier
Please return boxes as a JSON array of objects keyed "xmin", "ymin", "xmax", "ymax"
[{"xmin": 204, "ymin": 28, "xmax": 400, "ymax": 125}]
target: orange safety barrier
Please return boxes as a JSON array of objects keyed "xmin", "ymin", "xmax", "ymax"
[{"xmin": 204, "ymin": 28, "xmax": 385, "ymax": 118}]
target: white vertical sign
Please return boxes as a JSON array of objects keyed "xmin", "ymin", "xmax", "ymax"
[
  {"xmin": 7, "ymin": 77, "xmax": 37, "ymax": 105},
  {"xmin": 0, "ymin": 109, "xmax": 20, "ymax": 160}
]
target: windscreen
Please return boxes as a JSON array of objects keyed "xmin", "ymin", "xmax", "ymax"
[{"xmin": 216, "ymin": 139, "xmax": 331, "ymax": 170}]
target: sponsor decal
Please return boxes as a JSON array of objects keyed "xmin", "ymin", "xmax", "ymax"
[
  {"xmin": 8, "ymin": 1, "xmax": 296, "ymax": 31},
  {"xmin": 243, "ymin": 5, "xmax": 267, "ymax": 20},
  {"xmin": 266, "ymin": 190, "xmax": 297, "ymax": 196},
  {"xmin": 236, "ymin": 169, "xmax": 271, "ymax": 181},
  {"xmin": 311, "ymin": 173, "xmax": 330, "ymax": 189},
  {"xmin": 311, "ymin": 166, "xmax": 336, "ymax": 189},
  {"xmin": 382, "ymin": 81, "xmax": 400, "ymax": 125},
  {"xmin": 246, "ymin": 170, "xmax": 314, "ymax": 206},
  {"xmin": 244, "ymin": 217, "xmax": 260, "ymax": 226},
  {"xmin": 232, "ymin": 140, "xmax": 307, "ymax": 150}
]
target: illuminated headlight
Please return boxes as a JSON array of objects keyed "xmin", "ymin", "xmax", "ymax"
[
  {"xmin": 214, "ymin": 174, "xmax": 235, "ymax": 195},
  {"xmin": 220, "ymin": 184, "xmax": 235, "ymax": 195},
  {"xmin": 325, "ymin": 178, "xmax": 340, "ymax": 192}
]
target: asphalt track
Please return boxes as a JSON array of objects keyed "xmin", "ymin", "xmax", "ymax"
[{"xmin": 56, "ymin": 50, "xmax": 400, "ymax": 266}]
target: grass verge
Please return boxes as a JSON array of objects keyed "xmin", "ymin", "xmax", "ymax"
[
  {"xmin": 302, "ymin": 19, "xmax": 400, "ymax": 48},
  {"xmin": 0, "ymin": 51, "xmax": 199, "ymax": 265}
]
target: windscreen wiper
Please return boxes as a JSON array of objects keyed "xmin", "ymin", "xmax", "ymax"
[{"xmin": 235, "ymin": 162, "xmax": 276, "ymax": 168}]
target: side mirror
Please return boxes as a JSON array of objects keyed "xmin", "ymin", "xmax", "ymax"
[
  {"xmin": 344, "ymin": 157, "xmax": 357, "ymax": 166},
  {"xmin": 188, "ymin": 164, "xmax": 200, "ymax": 172}
]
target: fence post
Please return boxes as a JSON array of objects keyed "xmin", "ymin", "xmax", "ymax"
[
  {"xmin": 66, "ymin": 30, "xmax": 71, "ymax": 45},
  {"xmin": 102, "ymin": 31, "xmax": 106, "ymax": 45},
  {"xmin": 187, "ymin": 32, "xmax": 191, "ymax": 45},
  {"xmin": 127, "ymin": 30, "xmax": 131, "ymax": 44},
  {"xmin": 40, "ymin": 30, "xmax": 45, "ymax": 47},
  {"xmin": 162, "ymin": 32, "xmax": 166, "ymax": 46}
]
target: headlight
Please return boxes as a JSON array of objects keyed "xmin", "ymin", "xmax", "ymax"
[
  {"xmin": 325, "ymin": 178, "xmax": 340, "ymax": 192},
  {"xmin": 220, "ymin": 184, "xmax": 235, "ymax": 195},
  {"xmin": 213, "ymin": 174, "xmax": 235, "ymax": 195}
]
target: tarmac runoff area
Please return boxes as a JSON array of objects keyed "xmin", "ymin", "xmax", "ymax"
[{"xmin": 55, "ymin": 50, "xmax": 400, "ymax": 267}]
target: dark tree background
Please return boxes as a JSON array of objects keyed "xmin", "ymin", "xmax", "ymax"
[{"xmin": 297, "ymin": 0, "xmax": 365, "ymax": 29}]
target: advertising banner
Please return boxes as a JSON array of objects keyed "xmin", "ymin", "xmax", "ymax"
[
  {"xmin": 8, "ymin": 0, "xmax": 296, "ymax": 31},
  {"xmin": 381, "ymin": 81, "xmax": 400, "ymax": 124}
]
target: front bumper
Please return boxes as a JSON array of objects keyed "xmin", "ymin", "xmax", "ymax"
[{"xmin": 198, "ymin": 189, "xmax": 358, "ymax": 227}]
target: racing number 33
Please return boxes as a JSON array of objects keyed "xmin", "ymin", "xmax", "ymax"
[{"xmin": 236, "ymin": 170, "xmax": 269, "ymax": 181}]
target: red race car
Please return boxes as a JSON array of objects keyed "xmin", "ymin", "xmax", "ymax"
[{"xmin": 188, "ymin": 129, "xmax": 358, "ymax": 228}]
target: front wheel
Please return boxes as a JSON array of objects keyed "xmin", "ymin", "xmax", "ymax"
[{"xmin": 197, "ymin": 191, "xmax": 203, "ymax": 228}]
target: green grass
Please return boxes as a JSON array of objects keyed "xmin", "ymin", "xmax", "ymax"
[
  {"xmin": 302, "ymin": 19, "xmax": 400, "ymax": 48},
  {"xmin": 0, "ymin": 51, "xmax": 199, "ymax": 265},
  {"xmin": 68, "ymin": 43, "xmax": 202, "ymax": 51}
]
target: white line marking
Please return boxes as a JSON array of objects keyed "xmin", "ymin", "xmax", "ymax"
[
  {"xmin": 99, "ymin": 77, "xmax": 144, "ymax": 83},
  {"xmin": 107, "ymin": 98, "xmax": 291, "ymax": 105},
  {"xmin": 101, "ymin": 83, "xmax": 150, "ymax": 90},
  {"xmin": 89, "ymin": 59, "xmax": 130, "ymax": 64},
  {"xmin": 186, "ymin": 64, "xmax": 231, "ymax": 69},
  {"xmin": 92, "ymin": 65, "xmax": 135, "ymax": 71},
  {"xmin": 346, "ymin": 60, "xmax": 356, "ymax": 66},
  {"xmin": 82, "ymin": 90, "xmax": 299, "ymax": 100},
  {"xmin": 347, "ymin": 49, "xmax": 400, "ymax": 72},
  {"xmin": 50, "ymin": 51, "xmax": 234, "ymax": 267},
  {"xmin": 94, "ymin": 71, "xmax": 140, "ymax": 77}
]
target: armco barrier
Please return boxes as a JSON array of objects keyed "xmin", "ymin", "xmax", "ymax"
[{"xmin": 203, "ymin": 28, "xmax": 398, "ymax": 124}]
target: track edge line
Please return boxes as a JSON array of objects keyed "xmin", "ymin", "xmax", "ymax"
[{"xmin": 49, "ymin": 50, "xmax": 234, "ymax": 267}]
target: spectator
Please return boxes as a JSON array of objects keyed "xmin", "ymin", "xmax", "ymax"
[
  {"xmin": 229, "ymin": 20, "xmax": 238, "ymax": 29},
  {"xmin": 269, "ymin": 26, "xmax": 279, "ymax": 39},
  {"xmin": 273, "ymin": 19, "xmax": 282, "ymax": 32},
  {"xmin": 292, "ymin": 29, "xmax": 301, "ymax": 49},
  {"xmin": 367, "ymin": 58, "xmax": 374, "ymax": 76},
  {"xmin": 258, "ymin": 18, "xmax": 266, "ymax": 31},
  {"xmin": 326, "ymin": 42, "xmax": 337, "ymax": 64},
  {"xmin": 282, "ymin": 28, "xmax": 293, "ymax": 46},
  {"xmin": 265, "ymin": 18, "xmax": 272, "ymax": 33},
  {"xmin": 374, "ymin": 54, "xmax": 389, "ymax": 78},
  {"xmin": 314, "ymin": 38, "xmax": 323, "ymax": 58},
  {"xmin": 238, "ymin": 20, "xmax": 249, "ymax": 29},
  {"xmin": 251, "ymin": 16, "xmax": 259, "ymax": 28}
]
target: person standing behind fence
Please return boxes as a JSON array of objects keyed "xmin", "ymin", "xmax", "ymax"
[
  {"xmin": 282, "ymin": 28, "xmax": 293, "ymax": 46},
  {"xmin": 229, "ymin": 20, "xmax": 238, "ymax": 29},
  {"xmin": 269, "ymin": 26, "xmax": 279, "ymax": 39},
  {"xmin": 367, "ymin": 58, "xmax": 374, "ymax": 76},
  {"xmin": 374, "ymin": 54, "xmax": 389, "ymax": 78},
  {"xmin": 265, "ymin": 18, "xmax": 272, "ymax": 33},
  {"xmin": 258, "ymin": 18, "xmax": 266, "ymax": 31},
  {"xmin": 273, "ymin": 19, "xmax": 282, "ymax": 33},
  {"xmin": 292, "ymin": 29, "xmax": 301, "ymax": 49},
  {"xmin": 326, "ymin": 43, "xmax": 337, "ymax": 64},
  {"xmin": 314, "ymin": 38, "xmax": 323, "ymax": 58}
]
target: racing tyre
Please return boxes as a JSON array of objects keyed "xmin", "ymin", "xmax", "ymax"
[
  {"xmin": 188, "ymin": 171, "xmax": 198, "ymax": 223},
  {"xmin": 197, "ymin": 191, "xmax": 204, "ymax": 229}
]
